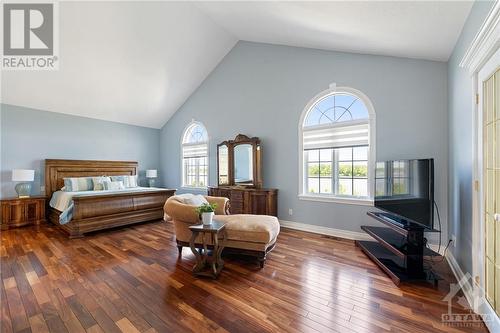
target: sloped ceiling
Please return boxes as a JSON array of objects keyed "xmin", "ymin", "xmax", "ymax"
[
  {"xmin": 195, "ymin": 1, "xmax": 474, "ymax": 62},
  {"xmin": 1, "ymin": 2, "xmax": 237, "ymax": 128},
  {"xmin": 1, "ymin": 1, "xmax": 473, "ymax": 128}
]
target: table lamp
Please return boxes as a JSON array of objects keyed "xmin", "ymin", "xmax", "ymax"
[
  {"xmin": 146, "ymin": 169, "xmax": 157, "ymax": 187},
  {"xmin": 12, "ymin": 169, "xmax": 35, "ymax": 198}
]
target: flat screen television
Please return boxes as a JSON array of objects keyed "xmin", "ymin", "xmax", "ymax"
[{"xmin": 374, "ymin": 158, "xmax": 434, "ymax": 230}]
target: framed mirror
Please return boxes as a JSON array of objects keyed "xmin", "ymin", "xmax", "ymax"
[
  {"xmin": 234, "ymin": 144, "xmax": 254, "ymax": 185},
  {"xmin": 217, "ymin": 134, "xmax": 262, "ymax": 188},
  {"xmin": 218, "ymin": 144, "xmax": 229, "ymax": 185}
]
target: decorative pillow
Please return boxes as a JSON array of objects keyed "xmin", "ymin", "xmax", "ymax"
[
  {"xmin": 180, "ymin": 194, "xmax": 208, "ymax": 206},
  {"xmin": 91, "ymin": 176, "xmax": 111, "ymax": 191},
  {"xmin": 103, "ymin": 180, "xmax": 125, "ymax": 191},
  {"xmin": 63, "ymin": 177, "xmax": 93, "ymax": 192},
  {"xmin": 110, "ymin": 175, "xmax": 138, "ymax": 188}
]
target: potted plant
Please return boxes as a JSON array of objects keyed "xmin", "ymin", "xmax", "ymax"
[{"xmin": 195, "ymin": 203, "xmax": 217, "ymax": 225}]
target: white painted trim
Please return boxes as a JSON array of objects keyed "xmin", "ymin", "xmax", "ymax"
[
  {"xmin": 298, "ymin": 194, "xmax": 373, "ymax": 206},
  {"xmin": 445, "ymin": 251, "xmax": 500, "ymax": 333},
  {"xmin": 297, "ymin": 86, "xmax": 377, "ymax": 201},
  {"xmin": 280, "ymin": 219, "xmax": 443, "ymax": 256},
  {"xmin": 460, "ymin": 1, "xmax": 500, "ymax": 73},
  {"xmin": 180, "ymin": 120, "xmax": 209, "ymax": 189},
  {"xmin": 445, "ymin": 251, "xmax": 475, "ymax": 307},
  {"xmin": 279, "ymin": 219, "xmax": 374, "ymax": 241}
]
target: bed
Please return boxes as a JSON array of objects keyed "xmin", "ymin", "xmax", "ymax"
[{"xmin": 45, "ymin": 159, "xmax": 175, "ymax": 238}]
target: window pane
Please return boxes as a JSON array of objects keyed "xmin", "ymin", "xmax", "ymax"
[
  {"xmin": 338, "ymin": 162, "xmax": 352, "ymax": 177},
  {"xmin": 353, "ymin": 146, "xmax": 368, "ymax": 161},
  {"xmin": 320, "ymin": 149, "xmax": 332, "ymax": 162},
  {"xmin": 308, "ymin": 178, "xmax": 320, "ymax": 194},
  {"xmin": 320, "ymin": 163, "xmax": 332, "ymax": 177},
  {"xmin": 353, "ymin": 161, "xmax": 367, "ymax": 178},
  {"xmin": 338, "ymin": 179, "xmax": 352, "ymax": 196},
  {"xmin": 308, "ymin": 163, "xmax": 320, "ymax": 177},
  {"xmin": 353, "ymin": 179, "xmax": 368, "ymax": 197},
  {"xmin": 308, "ymin": 150, "xmax": 320, "ymax": 162},
  {"xmin": 338, "ymin": 147, "xmax": 352, "ymax": 161},
  {"xmin": 303, "ymin": 93, "xmax": 369, "ymax": 127},
  {"xmin": 320, "ymin": 178, "xmax": 332, "ymax": 194}
]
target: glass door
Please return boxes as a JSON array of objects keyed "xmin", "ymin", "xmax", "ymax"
[{"xmin": 483, "ymin": 67, "xmax": 499, "ymax": 315}]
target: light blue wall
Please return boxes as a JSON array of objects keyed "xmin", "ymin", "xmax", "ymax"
[
  {"xmin": 0, "ymin": 104, "xmax": 161, "ymax": 198},
  {"xmin": 160, "ymin": 41, "xmax": 449, "ymax": 237},
  {"xmin": 448, "ymin": 1, "xmax": 495, "ymax": 274}
]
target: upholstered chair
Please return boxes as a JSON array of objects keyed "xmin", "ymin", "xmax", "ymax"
[{"xmin": 164, "ymin": 195, "xmax": 230, "ymax": 248}]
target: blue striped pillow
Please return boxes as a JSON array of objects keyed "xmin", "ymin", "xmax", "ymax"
[
  {"xmin": 110, "ymin": 175, "xmax": 138, "ymax": 188},
  {"xmin": 63, "ymin": 177, "xmax": 93, "ymax": 192}
]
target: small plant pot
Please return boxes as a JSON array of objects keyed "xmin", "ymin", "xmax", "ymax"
[{"xmin": 201, "ymin": 212, "xmax": 214, "ymax": 225}]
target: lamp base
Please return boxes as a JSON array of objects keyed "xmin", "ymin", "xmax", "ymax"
[
  {"xmin": 148, "ymin": 178, "xmax": 156, "ymax": 187},
  {"xmin": 15, "ymin": 183, "xmax": 32, "ymax": 198}
]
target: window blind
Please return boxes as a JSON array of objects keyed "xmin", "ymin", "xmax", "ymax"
[
  {"xmin": 303, "ymin": 122, "xmax": 369, "ymax": 150},
  {"xmin": 183, "ymin": 143, "xmax": 208, "ymax": 158}
]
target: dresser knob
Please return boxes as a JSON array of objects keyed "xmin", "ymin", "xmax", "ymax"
[{"xmin": 494, "ymin": 213, "xmax": 500, "ymax": 223}]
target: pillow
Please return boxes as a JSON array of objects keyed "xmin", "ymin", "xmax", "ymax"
[
  {"xmin": 103, "ymin": 180, "xmax": 125, "ymax": 191},
  {"xmin": 182, "ymin": 194, "xmax": 209, "ymax": 207},
  {"xmin": 63, "ymin": 177, "xmax": 93, "ymax": 192},
  {"xmin": 110, "ymin": 175, "xmax": 138, "ymax": 188},
  {"xmin": 91, "ymin": 176, "xmax": 111, "ymax": 191}
]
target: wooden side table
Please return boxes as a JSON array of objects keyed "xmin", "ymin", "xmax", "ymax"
[
  {"xmin": 0, "ymin": 196, "xmax": 47, "ymax": 230},
  {"xmin": 189, "ymin": 221, "xmax": 227, "ymax": 279}
]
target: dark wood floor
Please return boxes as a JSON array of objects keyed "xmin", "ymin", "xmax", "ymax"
[{"xmin": 0, "ymin": 221, "xmax": 488, "ymax": 333}]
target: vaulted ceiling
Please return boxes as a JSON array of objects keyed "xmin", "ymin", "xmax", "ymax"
[{"xmin": 1, "ymin": 1, "xmax": 474, "ymax": 129}]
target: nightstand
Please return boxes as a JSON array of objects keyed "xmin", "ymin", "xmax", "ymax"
[{"xmin": 0, "ymin": 196, "xmax": 47, "ymax": 230}]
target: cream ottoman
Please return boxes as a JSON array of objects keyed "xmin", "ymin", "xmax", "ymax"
[{"xmin": 214, "ymin": 214, "xmax": 280, "ymax": 267}]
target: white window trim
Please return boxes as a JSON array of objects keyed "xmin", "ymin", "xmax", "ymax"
[
  {"xmin": 298, "ymin": 86, "xmax": 376, "ymax": 204},
  {"xmin": 180, "ymin": 120, "xmax": 209, "ymax": 190}
]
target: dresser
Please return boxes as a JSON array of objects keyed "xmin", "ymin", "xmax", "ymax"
[
  {"xmin": 208, "ymin": 187, "xmax": 278, "ymax": 217},
  {"xmin": 0, "ymin": 196, "xmax": 47, "ymax": 230}
]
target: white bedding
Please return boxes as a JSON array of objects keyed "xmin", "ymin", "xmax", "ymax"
[{"xmin": 49, "ymin": 187, "xmax": 165, "ymax": 224}]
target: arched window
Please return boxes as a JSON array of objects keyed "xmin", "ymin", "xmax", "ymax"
[
  {"xmin": 182, "ymin": 121, "xmax": 208, "ymax": 188},
  {"xmin": 299, "ymin": 85, "xmax": 376, "ymax": 203}
]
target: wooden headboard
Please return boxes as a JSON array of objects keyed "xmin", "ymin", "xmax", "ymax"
[{"xmin": 45, "ymin": 159, "xmax": 138, "ymax": 198}]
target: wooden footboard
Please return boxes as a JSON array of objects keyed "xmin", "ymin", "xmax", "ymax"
[{"xmin": 49, "ymin": 189, "xmax": 175, "ymax": 238}]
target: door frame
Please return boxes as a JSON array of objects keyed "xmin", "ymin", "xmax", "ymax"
[{"xmin": 461, "ymin": 2, "xmax": 500, "ymax": 331}]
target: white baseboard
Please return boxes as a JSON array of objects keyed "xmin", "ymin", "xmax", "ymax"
[
  {"xmin": 445, "ymin": 251, "xmax": 475, "ymax": 306},
  {"xmin": 279, "ymin": 220, "xmax": 444, "ymax": 254},
  {"xmin": 445, "ymin": 251, "xmax": 500, "ymax": 333},
  {"xmin": 278, "ymin": 219, "xmax": 373, "ymax": 241}
]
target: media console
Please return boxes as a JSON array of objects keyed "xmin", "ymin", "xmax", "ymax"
[{"xmin": 356, "ymin": 212, "xmax": 440, "ymax": 285}]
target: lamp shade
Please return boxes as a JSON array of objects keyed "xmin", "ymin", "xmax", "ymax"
[
  {"xmin": 12, "ymin": 169, "xmax": 35, "ymax": 182},
  {"xmin": 146, "ymin": 169, "xmax": 157, "ymax": 178}
]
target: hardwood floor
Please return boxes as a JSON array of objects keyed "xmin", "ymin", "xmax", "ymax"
[{"xmin": 0, "ymin": 221, "xmax": 488, "ymax": 333}]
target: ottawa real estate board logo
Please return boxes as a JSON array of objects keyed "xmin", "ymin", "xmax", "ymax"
[{"xmin": 2, "ymin": 1, "xmax": 59, "ymax": 70}]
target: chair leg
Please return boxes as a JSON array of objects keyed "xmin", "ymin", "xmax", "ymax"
[
  {"xmin": 258, "ymin": 254, "xmax": 266, "ymax": 268},
  {"xmin": 177, "ymin": 245, "xmax": 183, "ymax": 256}
]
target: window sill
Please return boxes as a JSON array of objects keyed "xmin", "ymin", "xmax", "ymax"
[{"xmin": 298, "ymin": 194, "xmax": 374, "ymax": 206}]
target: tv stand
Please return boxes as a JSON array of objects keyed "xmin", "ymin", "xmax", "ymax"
[{"xmin": 356, "ymin": 212, "xmax": 440, "ymax": 285}]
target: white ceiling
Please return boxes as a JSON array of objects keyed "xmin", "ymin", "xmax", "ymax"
[
  {"xmin": 196, "ymin": 1, "xmax": 474, "ymax": 62},
  {"xmin": 1, "ymin": 1, "xmax": 473, "ymax": 128},
  {"xmin": 1, "ymin": 2, "xmax": 237, "ymax": 128}
]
